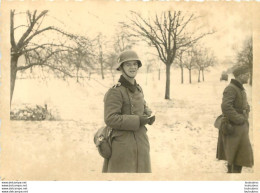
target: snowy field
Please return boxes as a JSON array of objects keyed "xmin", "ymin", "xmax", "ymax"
[{"xmin": 3, "ymin": 66, "xmax": 253, "ymax": 180}]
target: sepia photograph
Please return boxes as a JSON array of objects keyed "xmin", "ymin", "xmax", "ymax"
[{"xmin": 0, "ymin": 1, "xmax": 260, "ymax": 181}]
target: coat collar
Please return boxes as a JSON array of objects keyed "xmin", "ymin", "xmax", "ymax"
[
  {"xmin": 231, "ymin": 79, "xmax": 244, "ymax": 90},
  {"xmin": 118, "ymin": 75, "xmax": 138, "ymax": 93}
]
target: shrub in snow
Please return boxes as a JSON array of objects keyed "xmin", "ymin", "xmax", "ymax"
[{"xmin": 10, "ymin": 104, "xmax": 57, "ymax": 121}]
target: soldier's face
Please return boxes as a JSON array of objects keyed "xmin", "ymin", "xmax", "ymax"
[
  {"xmin": 239, "ymin": 73, "xmax": 250, "ymax": 84},
  {"xmin": 122, "ymin": 61, "xmax": 139, "ymax": 78}
]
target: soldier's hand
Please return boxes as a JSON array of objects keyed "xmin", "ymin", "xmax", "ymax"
[
  {"xmin": 247, "ymin": 104, "xmax": 250, "ymax": 113},
  {"xmin": 148, "ymin": 115, "xmax": 155, "ymax": 125},
  {"xmin": 243, "ymin": 110, "xmax": 249, "ymax": 120},
  {"xmin": 144, "ymin": 108, "xmax": 152, "ymax": 117},
  {"xmin": 139, "ymin": 115, "xmax": 150, "ymax": 126}
]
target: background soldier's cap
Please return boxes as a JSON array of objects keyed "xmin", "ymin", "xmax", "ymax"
[
  {"xmin": 232, "ymin": 65, "xmax": 249, "ymax": 77},
  {"xmin": 115, "ymin": 50, "xmax": 142, "ymax": 71}
]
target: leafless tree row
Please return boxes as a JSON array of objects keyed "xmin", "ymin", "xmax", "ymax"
[{"xmin": 10, "ymin": 9, "xmax": 218, "ymax": 106}]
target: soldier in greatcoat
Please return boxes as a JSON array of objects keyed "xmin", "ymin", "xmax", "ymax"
[
  {"xmin": 216, "ymin": 65, "xmax": 254, "ymax": 173},
  {"xmin": 102, "ymin": 50, "xmax": 155, "ymax": 173}
]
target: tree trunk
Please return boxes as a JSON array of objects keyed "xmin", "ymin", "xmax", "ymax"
[
  {"xmin": 165, "ymin": 64, "xmax": 171, "ymax": 99},
  {"xmin": 158, "ymin": 68, "xmax": 160, "ymax": 80},
  {"xmin": 202, "ymin": 69, "xmax": 205, "ymax": 82},
  {"xmin": 189, "ymin": 69, "xmax": 192, "ymax": 84},
  {"xmin": 198, "ymin": 69, "xmax": 201, "ymax": 83},
  {"xmin": 181, "ymin": 66, "xmax": 184, "ymax": 84},
  {"xmin": 88, "ymin": 71, "xmax": 91, "ymax": 80},
  {"xmin": 10, "ymin": 55, "xmax": 19, "ymax": 106},
  {"xmin": 100, "ymin": 61, "xmax": 104, "ymax": 80},
  {"xmin": 76, "ymin": 67, "xmax": 79, "ymax": 83}
]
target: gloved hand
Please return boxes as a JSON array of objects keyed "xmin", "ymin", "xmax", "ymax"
[
  {"xmin": 139, "ymin": 115, "xmax": 150, "ymax": 126},
  {"xmin": 148, "ymin": 115, "xmax": 155, "ymax": 125},
  {"xmin": 243, "ymin": 110, "xmax": 249, "ymax": 120}
]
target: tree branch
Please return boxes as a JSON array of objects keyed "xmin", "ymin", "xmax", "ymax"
[
  {"xmin": 177, "ymin": 14, "xmax": 194, "ymax": 36},
  {"xmin": 42, "ymin": 63, "xmax": 73, "ymax": 77},
  {"xmin": 14, "ymin": 25, "xmax": 30, "ymax": 31},
  {"xmin": 21, "ymin": 42, "xmax": 73, "ymax": 54},
  {"xmin": 177, "ymin": 31, "xmax": 215, "ymax": 49},
  {"xmin": 17, "ymin": 63, "xmax": 38, "ymax": 71},
  {"xmin": 17, "ymin": 10, "xmax": 48, "ymax": 49}
]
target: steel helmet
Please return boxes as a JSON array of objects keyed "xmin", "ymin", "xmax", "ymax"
[
  {"xmin": 115, "ymin": 50, "xmax": 142, "ymax": 71},
  {"xmin": 232, "ymin": 65, "xmax": 249, "ymax": 77}
]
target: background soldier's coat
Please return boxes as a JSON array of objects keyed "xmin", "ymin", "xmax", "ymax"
[{"xmin": 217, "ymin": 79, "xmax": 254, "ymax": 167}]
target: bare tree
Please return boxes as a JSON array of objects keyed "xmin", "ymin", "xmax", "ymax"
[
  {"xmin": 113, "ymin": 27, "xmax": 135, "ymax": 53},
  {"xmin": 236, "ymin": 36, "xmax": 252, "ymax": 85},
  {"xmin": 192, "ymin": 48, "xmax": 203, "ymax": 83},
  {"xmin": 121, "ymin": 11, "xmax": 214, "ymax": 99},
  {"xmin": 193, "ymin": 47, "xmax": 216, "ymax": 82},
  {"xmin": 23, "ymin": 44, "xmax": 73, "ymax": 78},
  {"xmin": 65, "ymin": 36, "xmax": 95, "ymax": 82},
  {"xmin": 10, "ymin": 10, "xmax": 74, "ymax": 105},
  {"xmin": 105, "ymin": 52, "xmax": 118, "ymax": 83},
  {"xmin": 175, "ymin": 48, "xmax": 188, "ymax": 84},
  {"xmin": 183, "ymin": 49, "xmax": 196, "ymax": 84},
  {"xmin": 144, "ymin": 52, "xmax": 159, "ymax": 83},
  {"xmin": 96, "ymin": 33, "xmax": 108, "ymax": 80},
  {"xmin": 145, "ymin": 58, "xmax": 155, "ymax": 85},
  {"xmin": 201, "ymin": 50, "xmax": 216, "ymax": 81}
]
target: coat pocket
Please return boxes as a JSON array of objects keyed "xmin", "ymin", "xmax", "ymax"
[
  {"xmin": 220, "ymin": 117, "xmax": 234, "ymax": 135},
  {"xmin": 214, "ymin": 115, "xmax": 223, "ymax": 128}
]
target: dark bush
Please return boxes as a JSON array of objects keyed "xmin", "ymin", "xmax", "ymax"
[{"xmin": 10, "ymin": 104, "xmax": 56, "ymax": 121}]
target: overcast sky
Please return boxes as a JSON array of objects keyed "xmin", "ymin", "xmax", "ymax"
[{"xmin": 14, "ymin": 2, "xmax": 252, "ymax": 66}]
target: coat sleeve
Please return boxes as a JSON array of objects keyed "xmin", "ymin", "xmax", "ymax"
[
  {"xmin": 144, "ymin": 100, "xmax": 152, "ymax": 116},
  {"xmin": 221, "ymin": 86, "xmax": 245, "ymax": 125},
  {"xmin": 104, "ymin": 88, "xmax": 140, "ymax": 131}
]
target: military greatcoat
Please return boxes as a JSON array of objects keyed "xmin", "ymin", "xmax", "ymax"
[
  {"xmin": 102, "ymin": 75, "xmax": 152, "ymax": 173},
  {"xmin": 216, "ymin": 79, "xmax": 254, "ymax": 167}
]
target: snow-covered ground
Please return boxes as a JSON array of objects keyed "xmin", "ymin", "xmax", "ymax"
[{"xmin": 2, "ymin": 66, "xmax": 253, "ymax": 180}]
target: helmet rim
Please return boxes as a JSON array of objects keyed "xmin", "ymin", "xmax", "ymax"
[{"xmin": 115, "ymin": 50, "xmax": 142, "ymax": 71}]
